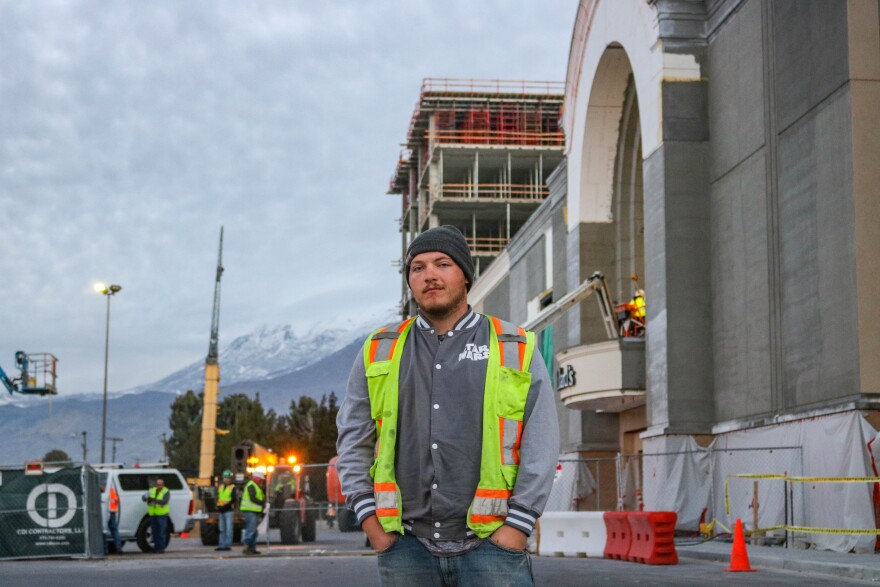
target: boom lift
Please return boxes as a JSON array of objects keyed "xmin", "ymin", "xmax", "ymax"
[
  {"xmin": 523, "ymin": 271, "xmax": 618, "ymax": 337},
  {"xmin": 0, "ymin": 351, "xmax": 58, "ymax": 396}
]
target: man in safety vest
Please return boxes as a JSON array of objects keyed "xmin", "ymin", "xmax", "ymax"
[
  {"xmin": 631, "ymin": 289, "xmax": 646, "ymax": 321},
  {"xmin": 336, "ymin": 225, "xmax": 559, "ymax": 586},
  {"xmin": 142, "ymin": 478, "xmax": 170, "ymax": 553},
  {"xmin": 215, "ymin": 470, "xmax": 236, "ymax": 552},
  {"xmin": 240, "ymin": 470, "xmax": 266, "ymax": 555}
]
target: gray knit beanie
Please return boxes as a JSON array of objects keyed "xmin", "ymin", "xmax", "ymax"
[{"xmin": 405, "ymin": 225, "xmax": 475, "ymax": 291}]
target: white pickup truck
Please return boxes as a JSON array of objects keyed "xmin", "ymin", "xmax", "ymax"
[{"xmin": 98, "ymin": 467, "xmax": 193, "ymax": 552}]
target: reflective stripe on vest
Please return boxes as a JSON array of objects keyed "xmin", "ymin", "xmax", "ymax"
[
  {"xmin": 240, "ymin": 480, "xmax": 264, "ymax": 512},
  {"xmin": 363, "ymin": 314, "xmax": 534, "ymax": 538},
  {"xmin": 470, "ymin": 488, "xmax": 512, "ymax": 524},
  {"xmin": 148, "ymin": 487, "xmax": 169, "ymax": 516}
]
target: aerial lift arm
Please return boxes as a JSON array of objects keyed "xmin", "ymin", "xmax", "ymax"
[{"xmin": 523, "ymin": 271, "xmax": 618, "ymax": 338}]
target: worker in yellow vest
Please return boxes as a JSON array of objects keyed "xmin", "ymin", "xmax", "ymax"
[
  {"xmin": 215, "ymin": 470, "xmax": 236, "ymax": 552},
  {"xmin": 631, "ymin": 289, "xmax": 646, "ymax": 321},
  {"xmin": 240, "ymin": 470, "xmax": 266, "ymax": 555},
  {"xmin": 336, "ymin": 225, "xmax": 559, "ymax": 586},
  {"xmin": 142, "ymin": 478, "xmax": 170, "ymax": 553}
]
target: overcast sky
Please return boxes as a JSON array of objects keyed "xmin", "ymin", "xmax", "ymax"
[{"xmin": 0, "ymin": 1, "xmax": 575, "ymax": 398}]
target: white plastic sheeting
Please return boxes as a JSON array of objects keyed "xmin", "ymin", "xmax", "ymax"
[
  {"xmin": 642, "ymin": 411, "xmax": 878, "ymax": 553},
  {"xmin": 544, "ymin": 453, "xmax": 597, "ymax": 512},
  {"xmin": 641, "ymin": 435, "xmax": 712, "ymax": 529}
]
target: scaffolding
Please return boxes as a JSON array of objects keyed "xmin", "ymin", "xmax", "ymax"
[{"xmin": 387, "ymin": 78, "xmax": 565, "ymax": 317}]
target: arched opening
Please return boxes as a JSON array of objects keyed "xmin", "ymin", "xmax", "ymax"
[{"xmin": 577, "ymin": 46, "xmax": 644, "ymax": 344}]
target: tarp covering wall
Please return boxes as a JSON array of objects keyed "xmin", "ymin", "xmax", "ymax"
[
  {"xmin": 0, "ymin": 465, "xmax": 104, "ymax": 560},
  {"xmin": 544, "ymin": 453, "xmax": 597, "ymax": 512},
  {"xmin": 643, "ymin": 411, "xmax": 878, "ymax": 553}
]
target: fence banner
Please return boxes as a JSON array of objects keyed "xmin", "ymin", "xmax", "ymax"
[{"xmin": 0, "ymin": 466, "xmax": 98, "ymax": 559}]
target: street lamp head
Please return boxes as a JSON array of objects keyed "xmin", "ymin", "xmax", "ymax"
[{"xmin": 94, "ymin": 283, "xmax": 122, "ymax": 296}]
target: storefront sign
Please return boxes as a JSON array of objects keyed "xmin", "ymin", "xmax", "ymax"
[{"xmin": 557, "ymin": 364, "xmax": 576, "ymax": 390}]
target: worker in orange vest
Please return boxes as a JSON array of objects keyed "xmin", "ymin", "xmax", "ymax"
[{"xmin": 106, "ymin": 483, "xmax": 123, "ymax": 553}]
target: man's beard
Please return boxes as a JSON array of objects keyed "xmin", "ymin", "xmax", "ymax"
[{"xmin": 419, "ymin": 287, "xmax": 467, "ymax": 321}]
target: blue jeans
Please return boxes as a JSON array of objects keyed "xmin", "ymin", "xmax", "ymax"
[
  {"xmin": 150, "ymin": 515, "xmax": 168, "ymax": 552},
  {"xmin": 243, "ymin": 511, "xmax": 260, "ymax": 551},
  {"xmin": 108, "ymin": 512, "xmax": 122, "ymax": 551},
  {"xmin": 377, "ymin": 534, "xmax": 533, "ymax": 587},
  {"xmin": 218, "ymin": 510, "xmax": 234, "ymax": 549}
]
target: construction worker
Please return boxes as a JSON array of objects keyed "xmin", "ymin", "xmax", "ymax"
[
  {"xmin": 336, "ymin": 225, "xmax": 559, "ymax": 586},
  {"xmin": 215, "ymin": 470, "xmax": 236, "ymax": 552},
  {"xmin": 142, "ymin": 478, "xmax": 170, "ymax": 553},
  {"xmin": 107, "ymin": 482, "xmax": 122, "ymax": 553},
  {"xmin": 240, "ymin": 470, "xmax": 266, "ymax": 555},
  {"xmin": 631, "ymin": 289, "xmax": 646, "ymax": 321}
]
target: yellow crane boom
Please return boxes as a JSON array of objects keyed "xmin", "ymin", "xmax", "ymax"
[{"xmin": 197, "ymin": 227, "xmax": 224, "ymax": 485}]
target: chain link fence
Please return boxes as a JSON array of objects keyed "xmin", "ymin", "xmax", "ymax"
[{"xmin": 545, "ymin": 447, "xmax": 804, "ymax": 537}]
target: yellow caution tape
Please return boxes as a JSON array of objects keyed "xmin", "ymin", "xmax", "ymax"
[
  {"xmin": 750, "ymin": 525, "xmax": 787, "ymax": 534},
  {"xmin": 787, "ymin": 526, "xmax": 880, "ymax": 535},
  {"xmin": 731, "ymin": 474, "xmax": 788, "ymax": 479},
  {"xmin": 787, "ymin": 476, "xmax": 880, "ymax": 483},
  {"xmin": 713, "ymin": 519, "xmax": 731, "ymax": 534}
]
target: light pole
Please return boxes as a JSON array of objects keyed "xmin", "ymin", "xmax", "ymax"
[
  {"xmin": 107, "ymin": 436, "xmax": 124, "ymax": 462},
  {"xmin": 70, "ymin": 431, "xmax": 87, "ymax": 463},
  {"xmin": 94, "ymin": 282, "xmax": 122, "ymax": 464}
]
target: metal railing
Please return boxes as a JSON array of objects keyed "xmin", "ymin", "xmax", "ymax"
[
  {"xmin": 421, "ymin": 77, "xmax": 565, "ymax": 96},
  {"xmin": 425, "ymin": 128, "xmax": 564, "ymax": 147},
  {"xmin": 430, "ymin": 183, "xmax": 549, "ymax": 201}
]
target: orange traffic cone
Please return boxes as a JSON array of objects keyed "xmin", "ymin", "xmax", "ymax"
[
  {"xmin": 726, "ymin": 518, "xmax": 755, "ymax": 572},
  {"xmin": 180, "ymin": 531, "xmax": 189, "ymax": 538}
]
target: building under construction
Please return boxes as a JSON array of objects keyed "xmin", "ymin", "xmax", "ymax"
[{"xmin": 388, "ymin": 78, "xmax": 564, "ymax": 315}]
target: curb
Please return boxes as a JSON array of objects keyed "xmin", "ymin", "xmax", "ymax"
[{"xmin": 678, "ymin": 546, "xmax": 880, "ymax": 583}]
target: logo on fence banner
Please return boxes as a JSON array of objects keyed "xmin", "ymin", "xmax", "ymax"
[{"xmin": 25, "ymin": 484, "xmax": 78, "ymax": 528}]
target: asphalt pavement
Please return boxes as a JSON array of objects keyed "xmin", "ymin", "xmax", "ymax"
[{"xmin": 4, "ymin": 525, "xmax": 880, "ymax": 586}]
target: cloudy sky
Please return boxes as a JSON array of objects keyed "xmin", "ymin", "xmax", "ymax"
[{"xmin": 0, "ymin": 1, "xmax": 575, "ymax": 397}]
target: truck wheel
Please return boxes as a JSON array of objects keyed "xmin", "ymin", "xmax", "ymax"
[
  {"xmin": 279, "ymin": 503, "xmax": 301, "ymax": 545},
  {"xmin": 302, "ymin": 510, "xmax": 317, "ymax": 542},
  {"xmin": 136, "ymin": 518, "xmax": 154, "ymax": 552},
  {"xmin": 337, "ymin": 508, "xmax": 360, "ymax": 532},
  {"xmin": 136, "ymin": 518, "xmax": 172, "ymax": 552},
  {"xmin": 200, "ymin": 520, "xmax": 219, "ymax": 546}
]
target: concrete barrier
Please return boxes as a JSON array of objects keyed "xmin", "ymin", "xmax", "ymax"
[{"xmin": 537, "ymin": 512, "xmax": 607, "ymax": 557}]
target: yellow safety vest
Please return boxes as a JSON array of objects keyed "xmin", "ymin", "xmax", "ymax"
[
  {"xmin": 217, "ymin": 484, "xmax": 234, "ymax": 507},
  {"xmin": 240, "ymin": 480, "xmax": 264, "ymax": 513},
  {"xmin": 148, "ymin": 486, "xmax": 170, "ymax": 517},
  {"xmin": 364, "ymin": 314, "xmax": 535, "ymax": 538}
]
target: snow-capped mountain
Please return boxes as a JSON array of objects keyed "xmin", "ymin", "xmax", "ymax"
[{"xmin": 142, "ymin": 312, "xmax": 397, "ymax": 394}]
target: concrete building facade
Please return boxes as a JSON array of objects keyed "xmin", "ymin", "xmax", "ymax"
[
  {"xmin": 472, "ymin": 0, "xmax": 880, "ymax": 535},
  {"xmin": 387, "ymin": 0, "xmax": 880, "ymax": 543}
]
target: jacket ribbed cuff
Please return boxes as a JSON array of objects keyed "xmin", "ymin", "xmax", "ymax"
[
  {"xmin": 349, "ymin": 493, "xmax": 377, "ymax": 524},
  {"xmin": 504, "ymin": 505, "xmax": 538, "ymax": 536}
]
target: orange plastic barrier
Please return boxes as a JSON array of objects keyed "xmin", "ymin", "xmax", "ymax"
[
  {"xmin": 602, "ymin": 511, "xmax": 632, "ymax": 560},
  {"xmin": 627, "ymin": 511, "xmax": 678, "ymax": 565}
]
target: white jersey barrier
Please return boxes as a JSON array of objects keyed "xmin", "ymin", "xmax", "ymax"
[{"xmin": 537, "ymin": 511, "xmax": 606, "ymax": 557}]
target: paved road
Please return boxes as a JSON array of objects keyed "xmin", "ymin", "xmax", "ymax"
[{"xmin": 1, "ymin": 526, "xmax": 877, "ymax": 586}]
